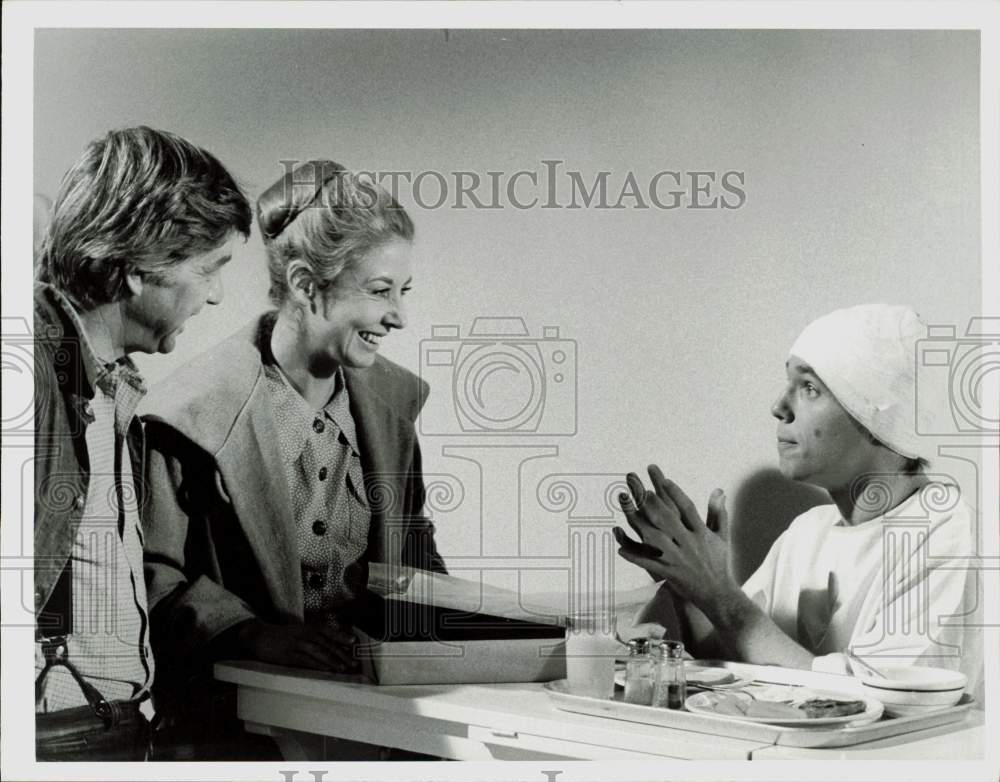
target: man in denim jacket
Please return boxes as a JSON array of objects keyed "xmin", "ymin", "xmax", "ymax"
[{"xmin": 33, "ymin": 126, "xmax": 251, "ymax": 761}]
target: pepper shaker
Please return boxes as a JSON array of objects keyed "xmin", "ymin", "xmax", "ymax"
[{"xmin": 652, "ymin": 639, "xmax": 687, "ymax": 709}]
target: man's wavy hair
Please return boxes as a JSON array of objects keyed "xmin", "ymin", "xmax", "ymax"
[{"xmin": 38, "ymin": 126, "xmax": 252, "ymax": 309}]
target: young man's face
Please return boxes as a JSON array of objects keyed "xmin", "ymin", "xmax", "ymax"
[
  {"xmin": 771, "ymin": 356, "xmax": 882, "ymax": 491},
  {"xmin": 124, "ymin": 234, "xmax": 237, "ymax": 354}
]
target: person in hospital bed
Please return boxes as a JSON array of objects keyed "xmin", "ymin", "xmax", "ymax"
[{"xmin": 615, "ymin": 303, "xmax": 982, "ymax": 692}]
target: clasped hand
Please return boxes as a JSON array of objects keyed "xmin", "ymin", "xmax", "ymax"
[{"xmin": 614, "ymin": 465, "xmax": 736, "ymax": 609}]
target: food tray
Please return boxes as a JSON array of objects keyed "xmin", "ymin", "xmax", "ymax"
[{"xmin": 545, "ymin": 672, "xmax": 974, "ymax": 749}]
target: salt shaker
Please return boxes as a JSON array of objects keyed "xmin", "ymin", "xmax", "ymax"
[
  {"xmin": 652, "ymin": 639, "xmax": 687, "ymax": 709},
  {"xmin": 623, "ymin": 638, "xmax": 655, "ymax": 705}
]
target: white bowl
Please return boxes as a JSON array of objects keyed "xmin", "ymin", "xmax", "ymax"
[
  {"xmin": 858, "ymin": 665, "xmax": 966, "ymax": 717},
  {"xmin": 877, "ymin": 700, "xmax": 963, "ymax": 718}
]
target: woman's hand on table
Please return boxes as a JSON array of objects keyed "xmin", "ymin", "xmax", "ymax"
[
  {"xmin": 235, "ymin": 619, "xmax": 359, "ymax": 673},
  {"xmin": 614, "ymin": 465, "xmax": 738, "ymax": 612}
]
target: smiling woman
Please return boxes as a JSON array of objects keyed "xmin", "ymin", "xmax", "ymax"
[
  {"xmin": 139, "ymin": 159, "xmax": 447, "ymax": 759},
  {"xmin": 271, "ymin": 237, "xmax": 413, "ymax": 387}
]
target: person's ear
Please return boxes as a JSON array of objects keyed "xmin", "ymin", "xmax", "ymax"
[
  {"xmin": 286, "ymin": 261, "xmax": 317, "ymax": 310},
  {"xmin": 123, "ymin": 268, "xmax": 144, "ymax": 298}
]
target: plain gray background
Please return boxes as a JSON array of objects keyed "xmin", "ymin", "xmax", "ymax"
[{"xmin": 34, "ymin": 28, "xmax": 982, "ymax": 598}]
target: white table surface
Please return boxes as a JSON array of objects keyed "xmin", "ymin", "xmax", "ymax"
[{"xmin": 215, "ymin": 660, "xmax": 984, "ymax": 762}]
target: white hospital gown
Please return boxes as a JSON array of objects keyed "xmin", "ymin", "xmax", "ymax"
[{"xmin": 741, "ymin": 482, "xmax": 983, "ymax": 696}]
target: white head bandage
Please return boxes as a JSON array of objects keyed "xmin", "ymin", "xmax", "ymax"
[{"xmin": 789, "ymin": 303, "xmax": 932, "ymax": 462}]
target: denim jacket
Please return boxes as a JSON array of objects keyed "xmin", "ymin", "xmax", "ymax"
[{"xmin": 32, "ymin": 283, "xmax": 144, "ymax": 635}]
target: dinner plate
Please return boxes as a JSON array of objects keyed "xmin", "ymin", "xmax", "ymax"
[
  {"xmin": 614, "ymin": 664, "xmax": 752, "ymax": 691},
  {"xmin": 686, "ymin": 665, "xmax": 754, "ymax": 690},
  {"xmin": 685, "ymin": 689, "xmax": 884, "ymax": 727}
]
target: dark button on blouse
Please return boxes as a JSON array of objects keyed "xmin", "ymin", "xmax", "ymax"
[
  {"xmin": 312, "ymin": 418, "xmax": 325, "ymax": 434},
  {"xmin": 306, "ymin": 571, "xmax": 326, "ymax": 589},
  {"xmin": 312, "ymin": 520, "xmax": 328, "ymax": 536},
  {"xmin": 318, "ymin": 467, "xmax": 328, "ymax": 481}
]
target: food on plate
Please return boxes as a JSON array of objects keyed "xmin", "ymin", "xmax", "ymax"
[
  {"xmin": 746, "ymin": 701, "xmax": 804, "ymax": 720},
  {"xmin": 685, "ymin": 666, "xmax": 737, "ymax": 686},
  {"xmin": 705, "ymin": 694, "xmax": 750, "ymax": 716},
  {"xmin": 744, "ymin": 683, "xmax": 799, "ymax": 702},
  {"xmin": 698, "ymin": 693, "xmax": 800, "ymax": 719},
  {"xmin": 797, "ymin": 697, "xmax": 868, "ymax": 719},
  {"xmin": 693, "ymin": 691, "xmax": 871, "ymax": 722}
]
